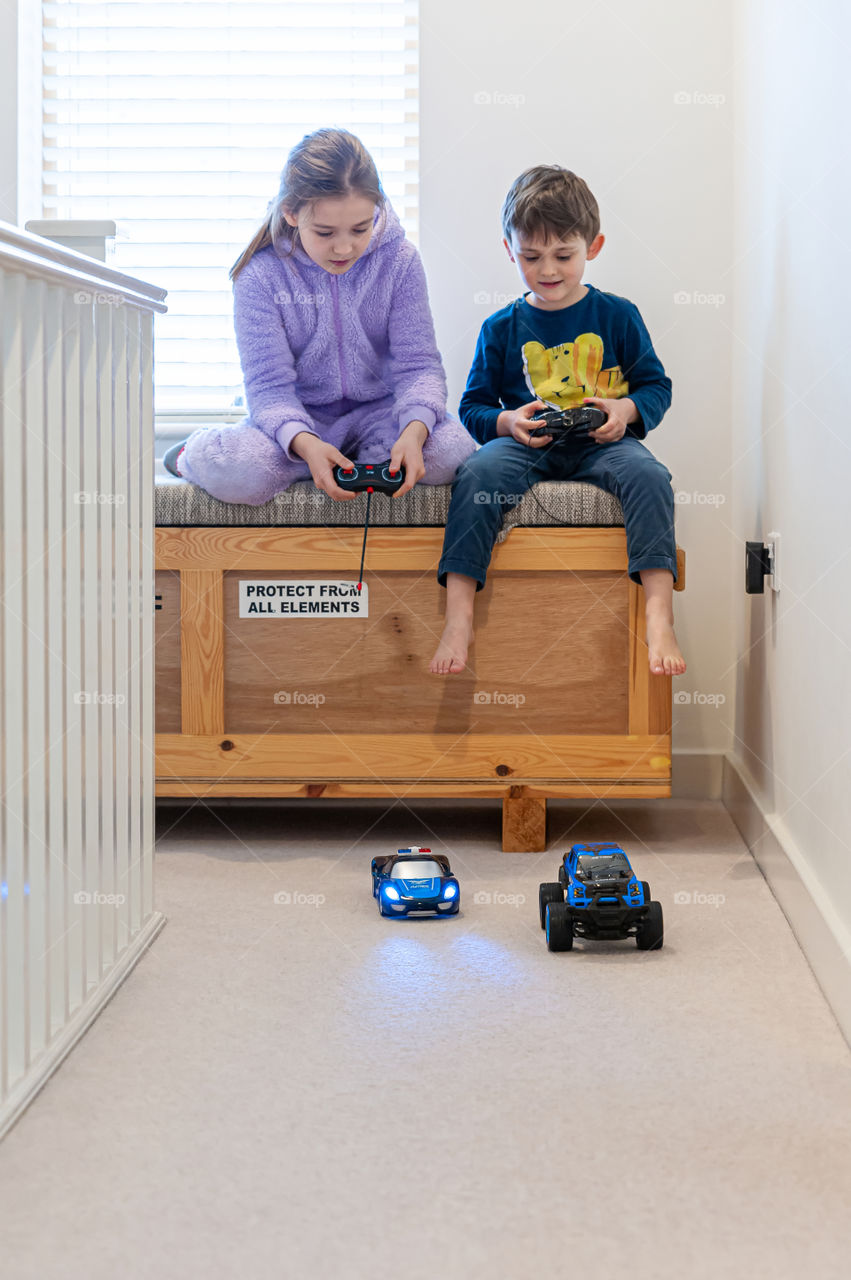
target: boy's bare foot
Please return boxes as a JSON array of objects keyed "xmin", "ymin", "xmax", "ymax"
[
  {"xmin": 429, "ymin": 619, "xmax": 474, "ymax": 674},
  {"xmin": 645, "ymin": 607, "xmax": 686, "ymax": 677}
]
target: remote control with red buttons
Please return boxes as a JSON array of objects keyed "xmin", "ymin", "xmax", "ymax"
[{"xmin": 333, "ymin": 461, "xmax": 406, "ymax": 495}]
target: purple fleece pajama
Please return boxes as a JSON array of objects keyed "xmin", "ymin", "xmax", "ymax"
[{"xmin": 179, "ymin": 203, "xmax": 476, "ymax": 505}]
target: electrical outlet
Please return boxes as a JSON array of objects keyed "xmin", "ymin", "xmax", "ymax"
[{"xmin": 766, "ymin": 531, "xmax": 780, "ymax": 592}]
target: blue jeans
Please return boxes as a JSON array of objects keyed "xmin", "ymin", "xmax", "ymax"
[{"xmin": 437, "ymin": 434, "xmax": 677, "ymax": 589}]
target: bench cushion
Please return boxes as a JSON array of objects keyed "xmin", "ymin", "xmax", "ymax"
[{"xmin": 155, "ymin": 477, "xmax": 624, "ymax": 530}]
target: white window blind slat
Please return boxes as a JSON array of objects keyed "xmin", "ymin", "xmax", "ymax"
[{"xmin": 42, "ymin": 0, "xmax": 420, "ymax": 419}]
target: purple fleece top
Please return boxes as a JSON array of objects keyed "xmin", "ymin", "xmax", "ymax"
[{"xmin": 233, "ymin": 203, "xmax": 447, "ymax": 460}]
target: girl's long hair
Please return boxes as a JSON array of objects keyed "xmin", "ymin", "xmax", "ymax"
[{"xmin": 230, "ymin": 128, "xmax": 385, "ymax": 280}]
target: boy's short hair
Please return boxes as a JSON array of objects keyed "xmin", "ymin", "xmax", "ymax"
[{"xmin": 501, "ymin": 166, "xmax": 600, "ymax": 247}]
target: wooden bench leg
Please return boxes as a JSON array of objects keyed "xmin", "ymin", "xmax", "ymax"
[{"xmin": 502, "ymin": 793, "xmax": 547, "ymax": 852}]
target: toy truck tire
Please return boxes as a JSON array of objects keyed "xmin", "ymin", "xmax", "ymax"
[
  {"xmin": 641, "ymin": 880, "xmax": 651, "ymax": 905},
  {"xmin": 539, "ymin": 882, "xmax": 563, "ymax": 928},
  {"xmin": 546, "ymin": 901, "xmax": 574, "ymax": 951},
  {"xmin": 558, "ymin": 865, "xmax": 568, "ymax": 887},
  {"xmin": 636, "ymin": 900, "xmax": 664, "ymax": 950}
]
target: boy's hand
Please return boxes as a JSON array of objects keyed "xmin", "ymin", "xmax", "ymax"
[
  {"xmin": 497, "ymin": 401, "xmax": 554, "ymax": 447},
  {"xmin": 291, "ymin": 431, "xmax": 358, "ymax": 501},
  {"xmin": 583, "ymin": 396, "xmax": 634, "ymax": 444},
  {"xmin": 389, "ymin": 420, "xmax": 428, "ymax": 496}
]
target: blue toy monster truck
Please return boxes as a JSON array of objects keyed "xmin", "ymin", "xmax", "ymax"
[{"xmin": 538, "ymin": 841, "xmax": 663, "ymax": 951}]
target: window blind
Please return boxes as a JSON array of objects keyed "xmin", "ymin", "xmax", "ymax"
[{"xmin": 41, "ymin": 0, "xmax": 419, "ymax": 419}]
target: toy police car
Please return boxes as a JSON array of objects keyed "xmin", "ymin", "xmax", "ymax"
[
  {"xmin": 371, "ymin": 847, "xmax": 460, "ymax": 918},
  {"xmin": 539, "ymin": 841, "xmax": 663, "ymax": 951}
]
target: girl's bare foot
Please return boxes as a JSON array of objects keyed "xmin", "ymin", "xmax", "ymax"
[
  {"xmin": 645, "ymin": 606, "xmax": 686, "ymax": 677},
  {"xmin": 429, "ymin": 618, "xmax": 474, "ymax": 674}
]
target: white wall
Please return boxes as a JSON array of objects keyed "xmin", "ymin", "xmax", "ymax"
[
  {"xmin": 0, "ymin": 1, "xmax": 17, "ymax": 224},
  {"xmin": 420, "ymin": 0, "xmax": 736, "ymax": 760},
  {"xmin": 729, "ymin": 0, "xmax": 851, "ymax": 984}
]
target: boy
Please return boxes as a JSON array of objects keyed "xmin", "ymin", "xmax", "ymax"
[{"xmin": 429, "ymin": 165, "xmax": 686, "ymax": 678}]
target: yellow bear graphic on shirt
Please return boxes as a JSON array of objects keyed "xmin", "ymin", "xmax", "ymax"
[{"xmin": 522, "ymin": 334, "xmax": 628, "ymax": 408}]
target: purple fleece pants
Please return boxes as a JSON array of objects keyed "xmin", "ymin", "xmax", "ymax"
[{"xmin": 178, "ymin": 397, "xmax": 478, "ymax": 506}]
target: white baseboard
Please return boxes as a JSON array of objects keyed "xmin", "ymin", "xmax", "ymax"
[
  {"xmin": 0, "ymin": 911, "xmax": 167, "ymax": 1142},
  {"xmin": 723, "ymin": 754, "xmax": 851, "ymax": 1046}
]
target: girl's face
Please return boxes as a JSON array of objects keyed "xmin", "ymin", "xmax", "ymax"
[{"xmin": 284, "ymin": 194, "xmax": 377, "ymax": 273}]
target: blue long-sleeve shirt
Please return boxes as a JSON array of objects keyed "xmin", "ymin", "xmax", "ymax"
[{"xmin": 459, "ymin": 286, "xmax": 672, "ymax": 444}]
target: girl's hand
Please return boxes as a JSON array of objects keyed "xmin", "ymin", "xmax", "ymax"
[
  {"xmin": 291, "ymin": 431, "xmax": 358, "ymax": 501},
  {"xmin": 389, "ymin": 420, "xmax": 428, "ymax": 497},
  {"xmin": 497, "ymin": 401, "xmax": 553, "ymax": 447},
  {"xmin": 583, "ymin": 396, "xmax": 632, "ymax": 444}
]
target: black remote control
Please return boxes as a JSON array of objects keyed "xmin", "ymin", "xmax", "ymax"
[
  {"xmin": 527, "ymin": 405, "xmax": 608, "ymax": 438},
  {"xmin": 334, "ymin": 461, "xmax": 406, "ymax": 494}
]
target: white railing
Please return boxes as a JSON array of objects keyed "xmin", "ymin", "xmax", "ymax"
[{"xmin": 0, "ymin": 221, "xmax": 167, "ymax": 1137}]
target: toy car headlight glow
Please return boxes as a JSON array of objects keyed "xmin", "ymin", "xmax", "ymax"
[
  {"xmin": 443, "ymin": 883, "xmax": 457, "ymax": 900},
  {"xmin": 383, "ymin": 885, "xmax": 400, "ymax": 901}
]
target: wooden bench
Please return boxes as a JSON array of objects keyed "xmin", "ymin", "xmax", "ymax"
[{"xmin": 155, "ymin": 477, "xmax": 684, "ymax": 851}]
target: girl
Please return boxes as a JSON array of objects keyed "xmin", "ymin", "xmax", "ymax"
[{"xmin": 165, "ymin": 129, "xmax": 476, "ymax": 504}]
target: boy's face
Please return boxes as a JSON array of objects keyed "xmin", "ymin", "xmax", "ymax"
[{"xmin": 504, "ymin": 230, "xmax": 604, "ymax": 310}]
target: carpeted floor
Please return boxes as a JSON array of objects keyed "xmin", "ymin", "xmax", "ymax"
[{"xmin": 1, "ymin": 799, "xmax": 850, "ymax": 1279}]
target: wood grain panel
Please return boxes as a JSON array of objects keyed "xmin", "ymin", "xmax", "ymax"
[
  {"xmin": 155, "ymin": 525, "xmax": 634, "ymax": 572},
  {"xmin": 155, "ymin": 732, "xmax": 671, "ymax": 782},
  {"xmin": 155, "ymin": 780, "xmax": 672, "ymax": 799},
  {"xmin": 222, "ymin": 570, "xmax": 630, "ymax": 735},
  {"xmin": 154, "ymin": 570, "xmax": 181, "ymax": 733},
  {"xmin": 180, "ymin": 569, "xmax": 224, "ymax": 735},
  {"xmin": 502, "ymin": 794, "xmax": 548, "ymax": 852}
]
